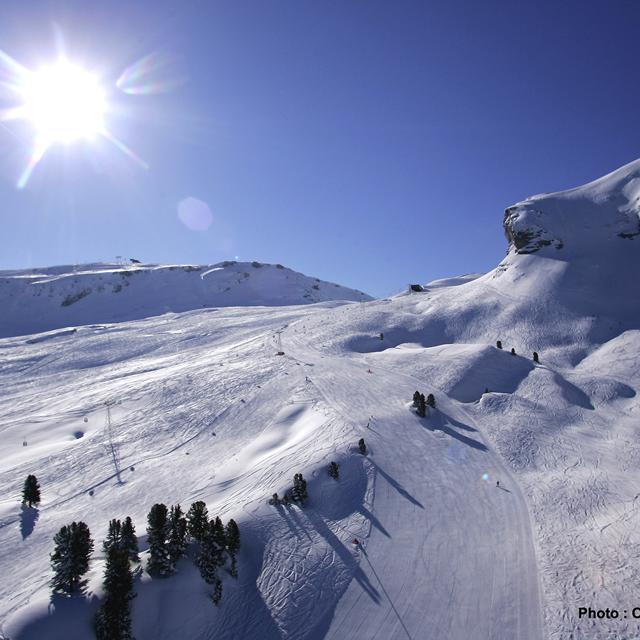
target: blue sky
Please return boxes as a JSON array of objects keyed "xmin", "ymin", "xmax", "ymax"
[{"xmin": 0, "ymin": 1, "xmax": 638, "ymax": 297}]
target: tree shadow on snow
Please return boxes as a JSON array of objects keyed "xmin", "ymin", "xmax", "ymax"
[
  {"xmin": 12, "ymin": 592, "xmax": 99, "ymax": 640},
  {"xmin": 425, "ymin": 410, "xmax": 488, "ymax": 452},
  {"xmin": 358, "ymin": 505, "xmax": 391, "ymax": 538},
  {"xmin": 368, "ymin": 461, "xmax": 425, "ymax": 509},
  {"xmin": 360, "ymin": 548, "xmax": 415, "ymax": 640},
  {"xmin": 277, "ymin": 504, "xmax": 313, "ymax": 542},
  {"xmin": 282, "ymin": 509, "xmax": 381, "ymax": 605},
  {"xmin": 20, "ymin": 505, "xmax": 39, "ymax": 539}
]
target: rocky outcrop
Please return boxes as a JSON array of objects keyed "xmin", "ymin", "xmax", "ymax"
[{"xmin": 503, "ymin": 204, "xmax": 564, "ymax": 254}]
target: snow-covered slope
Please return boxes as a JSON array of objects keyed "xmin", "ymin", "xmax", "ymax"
[
  {"xmin": 1, "ymin": 159, "xmax": 639, "ymax": 640},
  {"xmin": 0, "ymin": 261, "xmax": 371, "ymax": 338}
]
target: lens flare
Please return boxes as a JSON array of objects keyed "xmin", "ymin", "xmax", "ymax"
[
  {"xmin": 116, "ymin": 52, "xmax": 186, "ymax": 96},
  {"xmin": 178, "ymin": 197, "xmax": 213, "ymax": 231}
]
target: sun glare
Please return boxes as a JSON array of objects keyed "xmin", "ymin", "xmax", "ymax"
[
  {"xmin": 0, "ymin": 44, "xmax": 173, "ymax": 187},
  {"xmin": 22, "ymin": 60, "xmax": 106, "ymax": 144}
]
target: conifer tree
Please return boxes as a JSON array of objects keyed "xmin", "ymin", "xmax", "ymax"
[
  {"xmin": 269, "ymin": 492, "xmax": 280, "ymax": 506},
  {"xmin": 212, "ymin": 577, "xmax": 223, "ymax": 605},
  {"xmin": 511, "ymin": 348, "xmax": 516, "ymax": 356},
  {"xmin": 120, "ymin": 517, "xmax": 139, "ymax": 562},
  {"xmin": 225, "ymin": 519, "xmax": 241, "ymax": 578},
  {"xmin": 22, "ymin": 474, "xmax": 41, "ymax": 507},
  {"xmin": 533, "ymin": 351, "xmax": 539, "ymax": 363},
  {"xmin": 416, "ymin": 394, "xmax": 426, "ymax": 417},
  {"xmin": 95, "ymin": 545, "xmax": 134, "ymax": 640},
  {"xmin": 197, "ymin": 519, "xmax": 225, "ymax": 584},
  {"xmin": 328, "ymin": 461, "xmax": 339, "ymax": 480},
  {"xmin": 51, "ymin": 521, "xmax": 94, "ymax": 593},
  {"xmin": 496, "ymin": 340, "xmax": 502, "ymax": 349},
  {"xmin": 103, "ymin": 519, "xmax": 122, "ymax": 553},
  {"xmin": 168, "ymin": 504, "xmax": 188, "ymax": 568},
  {"xmin": 146, "ymin": 503, "xmax": 172, "ymax": 576},
  {"xmin": 358, "ymin": 438, "xmax": 367, "ymax": 455},
  {"xmin": 292, "ymin": 473, "xmax": 308, "ymax": 504},
  {"xmin": 187, "ymin": 501, "xmax": 209, "ymax": 543},
  {"xmin": 412, "ymin": 391, "xmax": 421, "ymax": 408},
  {"xmin": 426, "ymin": 393, "xmax": 436, "ymax": 409}
]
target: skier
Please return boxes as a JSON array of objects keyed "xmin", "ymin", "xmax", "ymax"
[
  {"xmin": 496, "ymin": 480, "xmax": 500, "ymax": 488},
  {"xmin": 352, "ymin": 538, "xmax": 360, "ymax": 547}
]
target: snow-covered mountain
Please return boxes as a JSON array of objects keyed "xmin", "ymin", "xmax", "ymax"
[
  {"xmin": 1, "ymin": 159, "xmax": 639, "ymax": 640},
  {"xmin": 0, "ymin": 261, "xmax": 371, "ymax": 338}
]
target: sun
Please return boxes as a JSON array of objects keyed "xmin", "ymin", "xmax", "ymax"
[
  {"xmin": 0, "ymin": 45, "xmax": 164, "ymax": 188},
  {"xmin": 21, "ymin": 59, "xmax": 106, "ymax": 144}
]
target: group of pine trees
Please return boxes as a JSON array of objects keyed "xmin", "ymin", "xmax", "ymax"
[
  {"xmin": 412, "ymin": 391, "xmax": 435, "ymax": 417},
  {"xmin": 48, "ymin": 499, "xmax": 240, "ymax": 638},
  {"xmin": 49, "ymin": 517, "xmax": 139, "ymax": 638},
  {"xmin": 186, "ymin": 502, "xmax": 241, "ymax": 604},
  {"xmin": 146, "ymin": 501, "xmax": 241, "ymax": 605},
  {"xmin": 496, "ymin": 340, "xmax": 539, "ymax": 362},
  {"xmin": 271, "ymin": 439, "xmax": 368, "ymax": 503},
  {"xmin": 270, "ymin": 472, "xmax": 309, "ymax": 507}
]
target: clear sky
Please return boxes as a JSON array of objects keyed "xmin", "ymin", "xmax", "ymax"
[{"xmin": 0, "ymin": 1, "xmax": 638, "ymax": 297}]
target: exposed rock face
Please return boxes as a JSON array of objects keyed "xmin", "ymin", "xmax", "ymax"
[{"xmin": 503, "ymin": 204, "xmax": 564, "ymax": 254}]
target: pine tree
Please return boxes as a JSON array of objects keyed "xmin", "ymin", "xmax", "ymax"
[
  {"xmin": 292, "ymin": 473, "xmax": 308, "ymax": 504},
  {"xmin": 412, "ymin": 391, "xmax": 421, "ymax": 408},
  {"xmin": 95, "ymin": 546, "xmax": 134, "ymax": 640},
  {"xmin": 416, "ymin": 394, "xmax": 426, "ymax": 417},
  {"xmin": 358, "ymin": 438, "xmax": 367, "ymax": 455},
  {"xmin": 146, "ymin": 503, "xmax": 172, "ymax": 576},
  {"xmin": 51, "ymin": 521, "xmax": 94, "ymax": 593},
  {"xmin": 533, "ymin": 351, "xmax": 539, "ymax": 363},
  {"xmin": 121, "ymin": 517, "xmax": 139, "ymax": 562},
  {"xmin": 211, "ymin": 516, "xmax": 226, "ymax": 550},
  {"xmin": 496, "ymin": 340, "xmax": 502, "ymax": 349},
  {"xmin": 103, "ymin": 519, "xmax": 122, "ymax": 553},
  {"xmin": 22, "ymin": 474, "xmax": 41, "ymax": 507},
  {"xmin": 426, "ymin": 393, "xmax": 436, "ymax": 409},
  {"xmin": 511, "ymin": 348, "xmax": 516, "ymax": 356},
  {"xmin": 197, "ymin": 520, "xmax": 225, "ymax": 584},
  {"xmin": 212, "ymin": 577, "xmax": 223, "ymax": 605},
  {"xmin": 225, "ymin": 519, "xmax": 241, "ymax": 578},
  {"xmin": 168, "ymin": 504, "xmax": 188, "ymax": 568},
  {"xmin": 328, "ymin": 461, "xmax": 339, "ymax": 480},
  {"xmin": 269, "ymin": 492, "xmax": 280, "ymax": 506},
  {"xmin": 186, "ymin": 501, "xmax": 209, "ymax": 542}
]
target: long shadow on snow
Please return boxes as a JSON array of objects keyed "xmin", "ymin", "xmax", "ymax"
[
  {"xmin": 20, "ymin": 505, "xmax": 39, "ymax": 539},
  {"xmin": 367, "ymin": 461, "xmax": 425, "ymax": 509},
  {"xmin": 361, "ymin": 547, "xmax": 415, "ymax": 640},
  {"xmin": 300, "ymin": 510, "xmax": 381, "ymax": 604},
  {"xmin": 424, "ymin": 409, "xmax": 488, "ymax": 452}
]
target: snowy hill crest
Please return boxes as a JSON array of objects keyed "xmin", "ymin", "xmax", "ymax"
[
  {"xmin": 0, "ymin": 261, "xmax": 371, "ymax": 338},
  {"xmin": 503, "ymin": 157, "xmax": 640, "ymax": 255}
]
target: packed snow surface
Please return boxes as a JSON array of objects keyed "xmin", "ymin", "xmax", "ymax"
[{"xmin": 1, "ymin": 158, "xmax": 640, "ymax": 640}]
